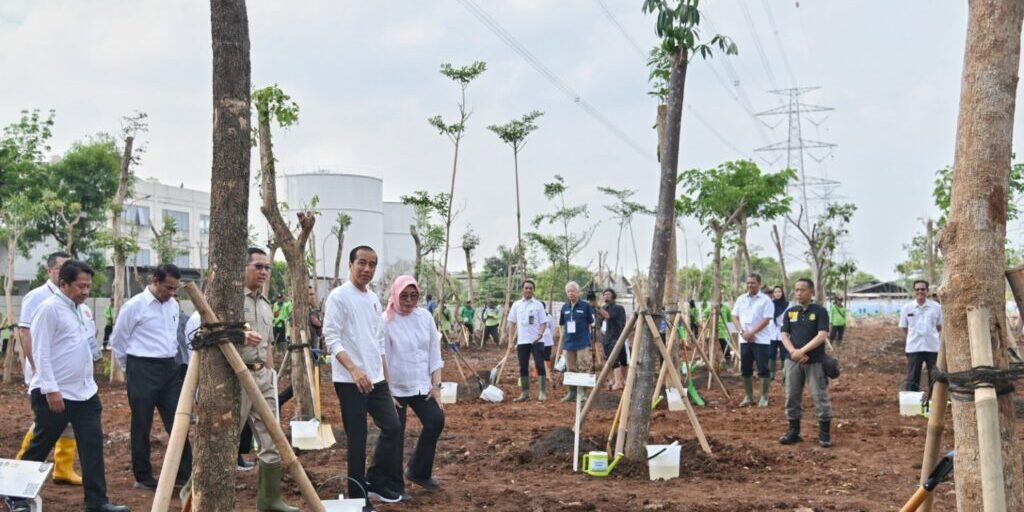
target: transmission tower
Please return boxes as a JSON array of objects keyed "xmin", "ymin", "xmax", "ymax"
[{"xmin": 755, "ymin": 87, "xmax": 838, "ymax": 228}]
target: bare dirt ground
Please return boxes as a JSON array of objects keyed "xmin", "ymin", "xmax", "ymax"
[{"xmin": 0, "ymin": 321, "xmax": 982, "ymax": 511}]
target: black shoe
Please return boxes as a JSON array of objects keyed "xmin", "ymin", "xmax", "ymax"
[
  {"xmin": 133, "ymin": 477, "xmax": 158, "ymax": 490},
  {"xmin": 779, "ymin": 419, "xmax": 803, "ymax": 445},
  {"xmin": 4, "ymin": 498, "xmax": 30, "ymax": 512},
  {"xmin": 819, "ymin": 420, "xmax": 832, "ymax": 448},
  {"xmin": 236, "ymin": 455, "xmax": 255, "ymax": 471},
  {"xmin": 366, "ymin": 483, "xmax": 403, "ymax": 503},
  {"xmin": 361, "ymin": 505, "xmax": 377, "ymax": 512},
  {"xmin": 405, "ymin": 470, "xmax": 441, "ymax": 491},
  {"xmin": 85, "ymin": 504, "xmax": 130, "ymax": 512}
]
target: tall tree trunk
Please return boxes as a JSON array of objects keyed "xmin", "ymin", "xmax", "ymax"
[
  {"xmin": 257, "ymin": 106, "xmax": 315, "ymax": 422},
  {"xmin": 731, "ymin": 244, "xmax": 741, "ymax": 297},
  {"xmin": 332, "ymin": 229, "xmax": 345, "ymax": 289},
  {"xmin": 410, "ymin": 225, "xmax": 422, "ymax": 282},
  {"xmin": 625, "ymin": 48, "xmax": 687, "ymax": 460},
  {"xmin": 941, "ymin": 1, "xmax": 1024, "ymax": 509},
  {"xmin": 196, "ymin": 0, "xmax": 250, "ymax": 507},
  {"xmin": 437, "ymin": 139, "xmax": 461, "ymax": 327},
  {"xmin": 465, "ymin": 247, "xmax": 474, "ymax": 305},
  {"xmin": 2, "ymin": 233, "xmax": 19, "ymax": 382},
  {"xmin": 738, "ymin": 216, "xmax": 751, "ymax": 278},
  {"xmin": 109, "ymin": 135, "xmax": 135, "ymax": 384},
  {"xmin": 513, "ymin": 148, "xmax": 525, "ymax": 275},
  {"xmin": 771, "ymin": 224, "xmax": 788, "ymax": 293},
  {"xmin": 657, "ymin": 105, "xmax": 678, "ymax": 308}
]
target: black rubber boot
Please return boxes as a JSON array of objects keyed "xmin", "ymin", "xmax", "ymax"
[
  {"xmin": 818, "ymin": 420, "xmax": 832, "ymax": 448},
  {"xmin": 779, "ymin": 419, "xmax": 802, "ymax": 445}
]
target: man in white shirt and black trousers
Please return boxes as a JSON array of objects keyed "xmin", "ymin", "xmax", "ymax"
[
  {"xmin": 899, "ymin": 280, "xmax": 943, "ymax": 392},
  {"xmin": 732, "ymin": 273, "xmax": 776, "ymax": 407},
  {"xmin": 6, "ymin": 260, "xmax": 129, "ymax": 512},
  {"xmin": 110, "ymin": 264, "xmax": 192, "ymax": 490},
  {"xmin": 324, "ymin": 246, "xmax": 406, "ymax": 508}
]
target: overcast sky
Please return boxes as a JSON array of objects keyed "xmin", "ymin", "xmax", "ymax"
[{"xmin": 3, "ymin": 0, "xmax": 1023, "ymax": 282}]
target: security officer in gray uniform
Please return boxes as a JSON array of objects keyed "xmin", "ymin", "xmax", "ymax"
[{"xmin": 240, "ymin": 248, "xmax": 297, "ymax": 512}]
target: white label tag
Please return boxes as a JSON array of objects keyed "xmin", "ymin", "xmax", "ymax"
[
  {"xmin": 567, "ymin": 321, "xmax": 576, "ymax": 334},
  {"xmin": 601, "ymin": 320, "xmax": 607, "ymax": 334}
]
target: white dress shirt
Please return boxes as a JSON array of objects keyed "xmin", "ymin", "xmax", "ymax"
[
  {"xmin": 323, "ymin": 282, "xmax": 385, "ymax": 384},
  {"xmin": 110, "ymin": 288, "xmax": 180, "ymax": 370},
  {"xmin": 81, "ymin": 303, "xmax": 101, "ymax": 361},
  {"xmin": 184, "ymin": 311, "xmax": 201, "ymax": 344},
  {"xmin": 383, "ymin": 308, "xmax": 443, "ymax": 397},
  {"xmin": 507, "ymin": 298, "xmax": 549, "ymax": 345},
  {"xmin": 900, "ymin": 299, "xmax": 943, "ymax": 353},
  {"xmin": 733, "ymin": 292, "xmax": 775, "ymax": 345},
  {"xmin": 18, "ymin": 281, "xmax": 100, "ymax": 386},
  {"xmin": 29, "ymin": 292, "xmax": 97, "ymax": 401}
]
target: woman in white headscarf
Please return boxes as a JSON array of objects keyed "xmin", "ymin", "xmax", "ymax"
[{"xmin": 382, "ymin": 275, "xmax": 445, "ymax": 492}]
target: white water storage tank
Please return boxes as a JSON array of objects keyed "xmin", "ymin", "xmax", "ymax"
[
  {"xmin": 382, "ymin": 201, "xmax": 417, "ymax": 274},
  {"xmin": 282, "ymin": 171, "xmax": 384, "ymax": 285}
]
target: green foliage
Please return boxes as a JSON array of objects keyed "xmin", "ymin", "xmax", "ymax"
[
  {"xmin": 476, "ymin": 245, "xmax": 519, "ymax": 304},
  {"xmin": 0, "ymin": 195, "xmax": 44, "ymax": 255},
  {"xmin": 30, "ymin": 137, "xmax": 121, "ymax": 255},
  {"xmin": 440, "ymin": 61, "xmax": 487, "ymax": 85},
  {"xmin": 461, "ymin": 227, "xmax": 480, "ymax": 253},
  {"xmin": 150, "ymin": 215, "xmax": 189, "ymax": 265},
  {"xmin": 933, "ymin": 162, "xmax": 1024, "ymax": 225},
  {"xmin": 531, "ymin": 175, "xmax": 593, "ymax": 274},
  {"xmin": 828, "ymin": 260, "xmax": 858, "ymax": 295},
  {"xmin": 532, "ymin": 263, "xmax": 593, "ymax": 304},
  {"xmin": 429, "ymin": 61, "xmax": 487, "ymax": 142},
  {"xmin": 267, "ymin": 260, "xmax": 288, "ymax": 300},
  {"xmin": 676, "ymin": 160, "xmax": 794, "ymax": 235},
  {"xmin": 895, "ymin": 232, "xmax": 939, "ymax": 285},
  {"xmin": 487, "ymin": 111, "xmax": 543, "ymax": 150},
  {"xmin": 0, "ymin": 109, "xmax": 55, "ymax": 210},
  {"xmin": 331, "ymin": 212, "xmax": 352, "ymax": 239},
  {"xmin": 641, "ymin": 0, "xmax": 737, "ymax": 61},
  {"xmin": 401, "ymin": 191, "xmax": 449, "ymax": 273},
  {"xmin": 252, "ymin": 84, "xmax": 300, "ymax": 134}
]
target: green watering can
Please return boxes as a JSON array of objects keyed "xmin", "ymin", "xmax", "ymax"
[{"xmin": 582, "ymin": 451, "xmax": 623, "ymax": 477}]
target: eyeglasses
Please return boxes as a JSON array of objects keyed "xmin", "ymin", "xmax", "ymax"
[
  {"xmin": 399, "ymin": 293, "xmax": 420, "ymax": 302},
  {"xmin": 914, "ymin": 288, "xmax": 927, "ymax": 292},
  {"xmin": 251, "ymin": 264, "xmax": 272, "ymax": 271}
]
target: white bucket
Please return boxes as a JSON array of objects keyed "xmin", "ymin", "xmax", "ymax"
[
  {"xmin": 440, "ymin": 382, "xmax": 458, "ymax": 404},
  {"xmin": 665, "ymin": 388, "xmax": 684, "ymax": 411},
  {"xmin": 646, "ymin": 443, "xmax": 681, "ymax": 481},
  {"xmin": 899, "ymin": 391, "xmax": 925, "ymax": 416},
  {"xmin": 321, "ymin": 496, "xmax": 366, "ymax": 512},
  {"xmin": 290, "ymin": 419, "xmax": 319, "ymax": 449},
  {"xmin": 480, "ymin": 385, "xmax": 504, "ymax": 403}
]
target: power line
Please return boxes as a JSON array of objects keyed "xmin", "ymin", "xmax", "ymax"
[
  {"xmin": 458, "ymin": 0, "xmax": 655, "ymax": 161},
  {"xmin": 761, "ymin": 0, "xmax": 798, "ymax": 88},
  {"xmin": 737, "ymin": 0, "xmax": 779, "ymax": 90},
  {"xmin": 592, "ymin": 0, "xmax": 646, "ymax": 58}
]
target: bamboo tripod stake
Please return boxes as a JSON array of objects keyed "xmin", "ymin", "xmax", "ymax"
[
  {"xmin": 614, "ymin": 321, "xmax": 645, "ymax": 456},
  {"xmin": 966, "ymin": 306, "xmax": 1006, "ymax": 512},
  {"xmin": 181, "ymin": 283, "xmax": 326, "ymax": 512},
  {"xmin": 916, "ymin": 342, "xmax": 949, "ymax": 512},
  {"xmin": 578, "ymin": 313, "xmax": 638, "ymax": 427},
  {"xmin": 151, "ymin": 351, "xmax": 199, "ymax": 512}
]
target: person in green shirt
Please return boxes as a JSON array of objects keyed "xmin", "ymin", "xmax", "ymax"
[
  {"xmin": 828, "ymin": 295, "xmax": 848, "ymax": 348},
  {"xmin": 701, "ymin": 300, "xmax": 734, "ymax": 363},
  {"xmin": 482, "ymin": 302, "xmax": 502, "ymax": 347},
  {"xmin": 459, "ymin": 300, "xmax": 476, "ymax": 337},
  {"xmin": 272, "ymin": 296, "xmax": 292, "ymax": 348},
  {"xmin": 103, "ymin": 302, "xmax": 115, "ymax": 350}
]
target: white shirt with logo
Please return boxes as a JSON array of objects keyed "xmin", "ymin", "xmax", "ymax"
[
  {"xmin": 899, "ymin": 299, "xmax": 943, "ymax": 353},
  {"xmin": 732, "ymin": 292, "xmax": 775, "ymax": 345},
  {"xmin": 29, "ymin": 293, "xmax": 97, "ymax": 401},
  {"xmin": 507, "ymin": 298, "xmax": 549, "ymax": 345}
]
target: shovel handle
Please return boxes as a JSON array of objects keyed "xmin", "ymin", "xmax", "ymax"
[{"xmin": 899, "ymin": 487, "xmax": 929, "ymax": 512}]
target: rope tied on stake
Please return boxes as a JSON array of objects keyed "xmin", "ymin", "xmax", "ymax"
[
  {"xmin": 286, "ymin": 342, "xmax": 311, "ymax": 351},
  {"xmin": 189, "ymin": 322, "xmax": 247, "ymax": 351},
  {"xmin": 929, "ymin": 364, "xmax": 1024, "ymax": 402}
]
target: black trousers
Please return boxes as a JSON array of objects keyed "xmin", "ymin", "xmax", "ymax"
[
  {"xmin": 23, "ymin": 390, "xmax": 109, "ymax": 508},
  {"xmin": 829, "ymin": 325, "xmax": 846, "ymax": 343},
  {"xmin": 239, "ymin": 385, "xmax": 293, "ymax": 456},
  {"xmin": 718, "ymin": 338, "xmax": 733, "ymax": 359},
  {"xmin": 740, "ymin": 343, "xmax": 771, "ymax": 378},
  {"xmin": 273, "ymin": 325, "xmax": 286, "ymax": 347},
  {"xmin": 335, "ymin": 382, "xmax": 404, "ymax": 498},
  {"xmin": 905, "ymin": 351, "xmax": 938, "ymax": 392},
  {"xmin": 395, "ymin": 394, "xmax": 445, "ymax": 480},
  {"xmin": 126, "ymin": 355, "xmax": 192, "ymax": 482},
  {"xmin": 483, "ymin": 325, "xmax": 500, "ymax": 346},
  {"xmin": 103, "ymin": 324, "xmax": 113, "ymax": 342},
  {"xmin": 603, "ymin": 340, "xmax": 628, "ymax": 368},
  {"xmin": 517, "ymin": 343, "xmax": 546, "ymax": 377},
  {"xmin": 464, "ymin": 322, "xmax": 474, "ymax": 335}
]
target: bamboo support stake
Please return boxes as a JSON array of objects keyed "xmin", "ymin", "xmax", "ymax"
[
  {"xmin": 643, "ymin": 314, "xmax": 712, "ymax": 454},
  {"xmin": 917, "ymin": 342, "xmax": 949, "ymax": 512},
  {"xmin": 966, "ymin": 306, "xmax": 1006, "ymax": 512},
  {"xmin": 678, "ymin": 314, "xmax": 730, "ymax": 399},
  {"xmin": 651, "ymin": 312, "xmax": 682, "ymax": 404},
  {"xmin": 151, "ymin": 351, "xmax": 199, "ymax": 512},
  {"xmin": 614, "ymin": 322, "xmax": 644, "ymax": 456},
  {"xmin": 606, "ymin": 391, "xmax": 625, "ymax": 455},
  {"xmin": 578, "ymin": 313, "xmax": 638, "ymax": 429},
  {"xmin": 182, "ymin": 283, "xmax": 325, "ymax": 512}
]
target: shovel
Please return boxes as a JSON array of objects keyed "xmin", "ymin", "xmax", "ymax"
[
  {"xmin": 449, "ymin": 342, "xmax": 486, "ymax": 392},
  {"xmin": 900, "ymin": 451, "xmax": 954, "ymax": 512}
]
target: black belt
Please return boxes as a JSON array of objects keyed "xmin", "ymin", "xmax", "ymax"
[
  {"xmin": 127, "ymin": 355, "xmax": 176, "ymax": 363},
  {"xmin": 244, "ymin": 362, "xmax": 265, "ymax": 371}
]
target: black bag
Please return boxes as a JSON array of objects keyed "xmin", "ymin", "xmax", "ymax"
[{"xmin": 822, "ymin": 355, "xmax": 841, "ymax": 379}]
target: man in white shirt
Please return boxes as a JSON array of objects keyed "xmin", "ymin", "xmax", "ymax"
[
  {"xmin": 899, "ymin": 280, "xmax": 943, "ymax": 392},
  {"xmin": 110, "ymin": 264, "xmax": 192, "ymax": 489},
  {"xmin": 732, "ymin": 273, "xmax": 775, "ymax": 407},
  {"xmin": 324, "ymin": 246, "xmax": 405, "ymax": 505},
  {"xmin": 11, "ymin": 260, "xmax": 129, "ymax": 512},
  {"xmin": 507, "ymin": 280, "xmax": 549, "ymax": 402},
  {"xmin": 13, "ymin": 251, "xmax": 83, "ymax": 487}
]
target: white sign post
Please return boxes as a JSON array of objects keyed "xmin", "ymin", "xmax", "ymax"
[
  {"xmin": 0, "ymin": 458, "xmax": 52, "ymax": 499},
  {"xmin": 565, "ymin": 372, "xmax": 597, "ymax": 472}
]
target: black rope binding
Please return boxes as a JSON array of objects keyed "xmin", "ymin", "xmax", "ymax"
[
  {"xmin": 928, "ymin": 363, "xmax": 1024, "ymax": 402},
  {"xmin": 189, "ymin": 322, "xmax": 247, "ymax": 351},
  {"xmin": 286, "ymin": 342, "xmax": 311, "ymax": 351}
]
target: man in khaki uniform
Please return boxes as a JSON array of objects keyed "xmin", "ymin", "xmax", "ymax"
[{"xmin": 239, "ymin": 248, "xmax": 297, "ymax": 512}]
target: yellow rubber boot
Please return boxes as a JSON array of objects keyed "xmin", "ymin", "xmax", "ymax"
[
  {"xmin": 52, "ymin": 437, "xmax": 83, "ymax": 486},
  {"xmin": 15, "ymin": 427, "xmax": 33, "ymax": 460}
]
